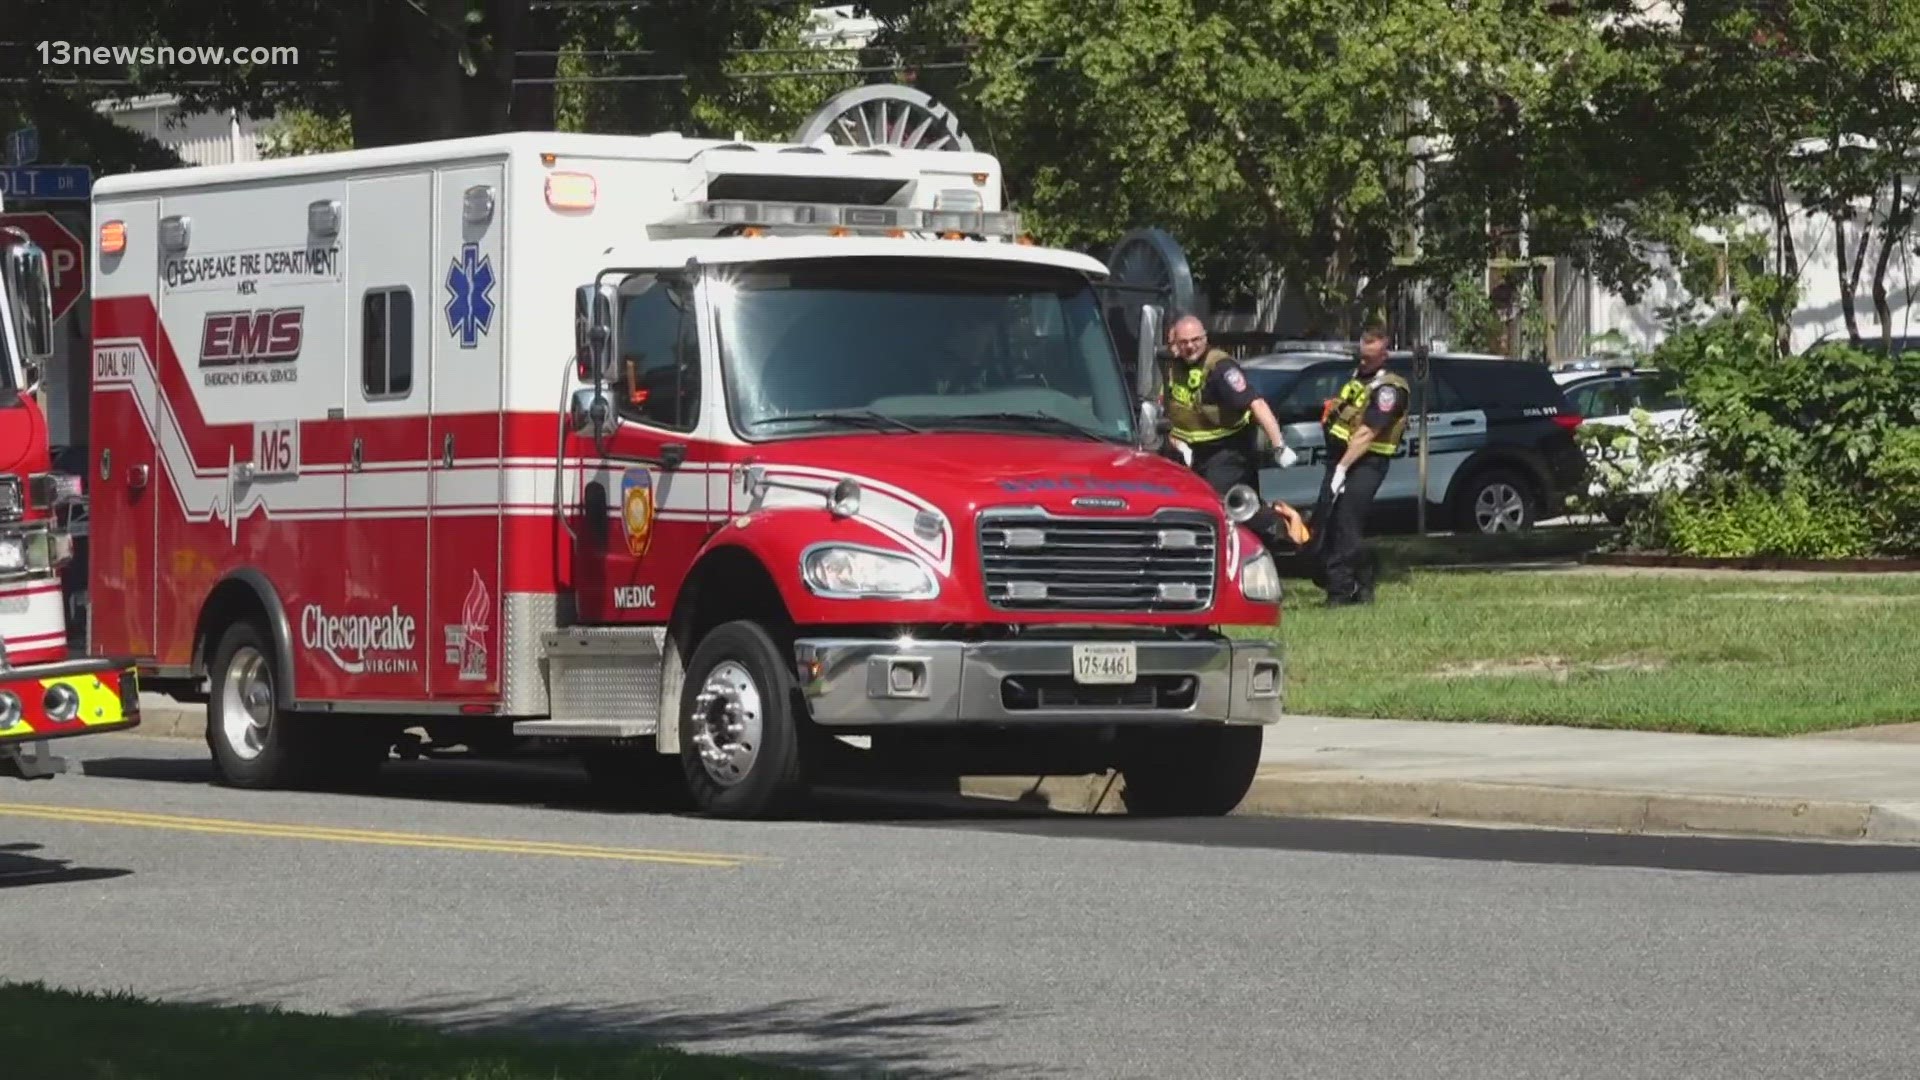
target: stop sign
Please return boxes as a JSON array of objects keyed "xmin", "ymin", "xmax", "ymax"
[{"xmin": 0, "ymin": 211, "xmax": 85, "ymax": 323}]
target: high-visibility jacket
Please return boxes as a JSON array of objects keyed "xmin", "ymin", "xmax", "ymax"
[
  {"xmin": 1165, "ymin": 349, "xmax": 1250, "ymax": 445},
  {"xmin": 1325, "ymin": 370, "xmax": 1412, "ymax": 456}
]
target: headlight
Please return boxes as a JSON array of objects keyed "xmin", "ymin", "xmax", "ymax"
[
  {"xmin": 0, "ymin": 537, "xmax": 25, "ymax": 573},
  {"xmin": 1239, "ymin": 547, "xmax": 1282, "ymax": 603},
  {"xmin": 802, "ymin": 545, "xmax": 938, "ymax": 599}
]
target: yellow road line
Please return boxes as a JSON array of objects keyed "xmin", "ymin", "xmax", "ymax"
[{"xmin": 0, "ymin": 803, "xmax": 750, "ymax": 868}]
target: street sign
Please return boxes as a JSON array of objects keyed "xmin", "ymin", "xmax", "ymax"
[
  {"xmin": 0, "ymin": 212, "xmax": 86, "ymax": 322},
  {"xmin": 0, "ymin": 165, "xmax": 92, "ymax": 201},
  {"xmin": 6, "ymin": 127, "xmax": 37, "ymax": 167}
]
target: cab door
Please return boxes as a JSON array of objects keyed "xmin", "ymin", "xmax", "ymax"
[
  {"xmin": 569, "ymin": 270, "xmax": 711, "ymax": 625},
  {"xmin": 1256, "ymin": 361, "xmax": 1349, "ymax": 509}
]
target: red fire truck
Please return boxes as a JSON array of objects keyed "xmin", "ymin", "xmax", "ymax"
[
  {"xmin": 0, "ymin": 204, "xmax": 141, "ymax": 779},
  {"xmin": 85, "ymin": 132, "xmax": 1285, "ymax": 816}
]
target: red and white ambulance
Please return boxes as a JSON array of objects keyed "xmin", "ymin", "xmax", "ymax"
[
  {"xmin": 0, "ymin": 199, "xmax": 141, "ymax": 779},
  {"xmin": 85, "ymin": 131, "xmax": 1285, "ymax": 816}
]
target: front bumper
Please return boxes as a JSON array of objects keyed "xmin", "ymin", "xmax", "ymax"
[
  {"xmin": 793, "ymin": 635, "xmax": 1283, "ymax": 726},
  {"xmin": 0, "ymin": 656, "xmax": 143, "ymax": 749}
]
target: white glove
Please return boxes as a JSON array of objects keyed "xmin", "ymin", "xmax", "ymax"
[
  {"xmin": 1171, "ymin": 438, "xmax": 1193, "ymax": 466},
  {"xmin": 1330, "ymin": 464, "xmax": 1348, "ymax": 497},
  {"xmin": 1274, "ymin": 444, "xmax": 1300, "ymax": 468}
]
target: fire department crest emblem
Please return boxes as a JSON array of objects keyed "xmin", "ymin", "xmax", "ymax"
[
  {"xmin": 621, "ymin": 468, "xmax": 656, "ymax": 557},
  {"xmin": 443, "ymin": 571, "xmax": 490, "ymax": 682}
]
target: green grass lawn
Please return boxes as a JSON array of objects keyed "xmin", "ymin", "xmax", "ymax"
[
  {"xmin": 1260, "ymin": 566, "xmax": 1920, "ymax": 736},
  {"xmin": 0, "ymin": 982, "xmax": 821, "ymax": 1080}
]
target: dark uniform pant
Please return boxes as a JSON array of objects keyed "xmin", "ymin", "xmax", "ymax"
[
  {"xmin": 1171, "ymin": 437, "xmax": 1287, "ymax": 552},
  {"xmin": 1310, "ymin": 450, "xmax": 1387, "ymax": 599}
]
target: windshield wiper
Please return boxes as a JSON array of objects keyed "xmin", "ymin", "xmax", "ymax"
[
  {"xmin": 754, "ymin": 409, "xmax": 922, "ymax": 433},
  {"xmin": 936, "ymin": 412, "xmax": 1112, "ymax": 442}
]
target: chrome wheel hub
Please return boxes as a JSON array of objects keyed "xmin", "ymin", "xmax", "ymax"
[
  {"xmin": 1475, "ymin": 483, "xmax": 1526, "ymax": 533},
  {"xmin": 220, "ymin": 646, "xmax": 274, "ymax": 761},
  {"xmin": 689, "ymin": 661, "xmax": 763, "ymax": 786}
]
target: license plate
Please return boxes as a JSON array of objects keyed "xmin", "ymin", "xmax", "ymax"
[{"xmin": 1072, "ymin": 643, "xmax": 1137, "ymax": 685}]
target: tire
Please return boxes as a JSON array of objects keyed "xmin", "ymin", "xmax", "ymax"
[
  {"xmin": 205, "ymin": 621, "xmax": 303, "ymax": 788},
  {"xmin": 677, "ymin": 620, "xmax": 811, "ymax": 818},
  {"xmin": 1116, "ymin": 723, "xmax": 1264, "ymax": 816},
  {"xmin": 1454, "ymin": 469, "xmax": 1536, "ymax": 535},
  {"xmin": 582, "ymin": 746, "xmax": 694, "ymax": 811},
  {"xmin": 205, "ymin": 621, "xmax": 387, "ymax": 790}
]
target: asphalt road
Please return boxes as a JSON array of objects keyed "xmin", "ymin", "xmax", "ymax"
[{"xmin": 6, "ymin": 734, "xmax": 1920, "ymax": 1080}]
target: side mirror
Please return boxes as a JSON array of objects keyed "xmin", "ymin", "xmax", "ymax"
[
  {"xmin": 573, "ymin": 282, "xmax": 618, "ymax": 383},
  {"xmin": 2, "ymin": 236, "xmax": 56, "ymax": 383},
  {"xmin": 568, "ymin": 386, "xmax": 619, "ymax": 440},
  {"xmin": 1134, "ymin": 304, "xmax": 1163, "ymax": 404},
  {"xmin": 1136, "ymin": 398, "xmax": 1167, "ymax": 452}
]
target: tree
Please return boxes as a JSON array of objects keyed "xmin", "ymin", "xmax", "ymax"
[
  {"xmin": 11, "ymin": 0, "xmax": 851, "ymax": 153},
  {"xmin": 962, "ymin": 0, "xmax": 1623, "ymax": 334},
  {"xmin": 1562, "ymin": 0, "xmax": 1920, "ymax": 355}
]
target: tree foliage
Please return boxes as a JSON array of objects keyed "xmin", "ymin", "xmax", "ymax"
[
  {"xmin": 11, "ymin": 0, "xmax": 860, "ymax": 154},
  {"xmin": 961, "ymin": 0, "xmax": 1632, "ymax": 333}
]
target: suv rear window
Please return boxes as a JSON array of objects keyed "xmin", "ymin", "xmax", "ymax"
[{"xmin": 1431, "ymin": 359, "xmax": 1566, "ymax": 410}]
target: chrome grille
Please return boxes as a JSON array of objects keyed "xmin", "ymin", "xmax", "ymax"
[
  {"xmin": 0, "ymin": 475, "xmax": 20, "ymax": 521},
  {"xmin": 978, "ymin": 509, "xmax": 1218, "ymax": 613}
]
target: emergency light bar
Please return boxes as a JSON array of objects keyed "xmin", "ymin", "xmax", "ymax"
[{"xmin": 657, "ymin": 199, "xmax": 1023, "ymax": 240}]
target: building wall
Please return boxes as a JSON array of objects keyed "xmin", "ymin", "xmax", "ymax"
[
  {"xmin": 94, "ymin": 94, "xmax": 264, "ymax": 167},
  {"xmin": 1588, "ymin": 191, "xmax": 1920, "ymax": 356}
]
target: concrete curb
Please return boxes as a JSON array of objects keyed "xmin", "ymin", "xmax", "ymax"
[
  {"xmin": 122, "ymin": 705, "xmax": 1920, "ymax": 844},
  {"xmin": 957, "ymin": 770, "xmax": 1920, "ymax": 845}
]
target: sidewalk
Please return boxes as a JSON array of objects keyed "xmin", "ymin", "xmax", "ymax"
[
  {"xmin": 134, "ymin": 694, "xmax": 1920, "ymax": 843},
  {"xmin": 963, "ymin": 715, "xmax": 1920, "ymax": 844}
]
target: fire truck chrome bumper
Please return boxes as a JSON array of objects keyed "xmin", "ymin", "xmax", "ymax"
[{"xmin": 792, "ymin": 637, "xmax": 1283, "ymax": 726}]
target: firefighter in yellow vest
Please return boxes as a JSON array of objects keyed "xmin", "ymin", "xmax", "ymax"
[
  {"xmin": 1162, "ymin": 315, "xmax": 1302, "ymax": 553},
  {"xmin": 1311, "ymin": 325, "xmax": 1412, "ymax": 604}
]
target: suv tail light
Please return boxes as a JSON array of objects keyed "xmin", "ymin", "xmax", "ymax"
[{"xmin": 1553, "ymin": 412, "xmax": 1583, "ymax": 431}]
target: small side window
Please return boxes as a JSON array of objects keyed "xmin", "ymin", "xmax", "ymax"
[
  {"xmin": 362, "ymin": 287, "xmax": 414, "ymax": 399},
  {"xmin": 1272, "ymin": 363, "xmax": 1349, "ymax": 423}
]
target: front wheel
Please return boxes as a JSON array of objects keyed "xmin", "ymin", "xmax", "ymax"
[
  {"xmin": 1117, "ymin": 723, "xmax": 1264, "ymax": 816},
  {"xmin": 678, "ymin": 620, "xmax": 811, "ymax": 818}
]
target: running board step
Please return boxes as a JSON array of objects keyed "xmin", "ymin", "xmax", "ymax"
[
  {"xmin": 513, "ymin": 718, "xmax": 654, "ymax": 739},
  {"xmin": 537, "ymin": 627, "xmax": 666, "ymax": 737}
]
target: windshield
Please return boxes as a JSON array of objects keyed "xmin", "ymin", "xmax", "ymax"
[{"xmin": 713, "ymin": 257, "xmax": 1134, "ymax": 443}]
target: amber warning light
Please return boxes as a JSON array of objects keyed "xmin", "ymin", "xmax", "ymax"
[
  {"xmin": 99, "ymin": 220, "xmax": 126, "ymax": 254},
  {"xmin": 546, "ymin": 172, "xmax": 596, "ymax": 210}
]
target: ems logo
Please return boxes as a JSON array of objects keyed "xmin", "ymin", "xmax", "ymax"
[
  {"xmin": 621, "ymin": 468, "xmax": 656, "ymax": 557},
  {"xmin": 444, "ymin": 241, "xmax": 496, "ymax": 349},
  {"xmin": 199, "ymin": 307, "xmax": 303, "ymax": 387},
  {"xmin": 442, "ymin": 571, "xmax": 491, "ymax": 682}
]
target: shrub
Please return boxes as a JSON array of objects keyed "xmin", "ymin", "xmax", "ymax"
[
  {"xmin": 1608, "ymin": 288, "xmax": 1920, "ymax": 559},
  {"xmin": 1865, "ymin": 427, "xmax": 1920, "ymax": 557},
  {"xmin": 1657, "ymin": 477, "xmax": 1875, "ymax": 560}
]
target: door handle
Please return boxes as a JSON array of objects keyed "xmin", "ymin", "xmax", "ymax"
[
  {"xmin": 351, "ymin": 438, "xmax": 364, "ymax": 472},
  {"xmin": 128, "ymin": 463, "xmax": 149, "ymax": 491},
  {"xmin": 1449, "ymin": 418, "xmax": 1474, "ymax": 427},
  {"xmin": 442, "ymin": 433, "xmax": 456, "ymax": 468}
]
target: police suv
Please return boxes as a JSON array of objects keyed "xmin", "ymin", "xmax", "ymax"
[{"xmin": 1243, "ymin": 349, "xmax": 1589, "ymax": 534}]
